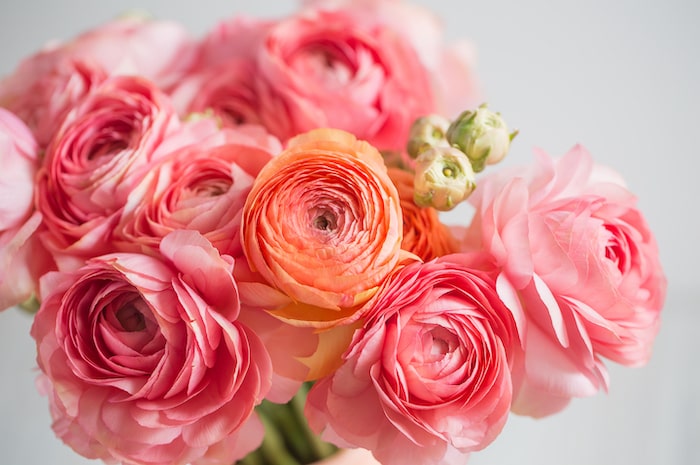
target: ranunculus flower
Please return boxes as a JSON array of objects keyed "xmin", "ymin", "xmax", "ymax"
[
  {"xmin": 252, "ymin": 7, "xmax": 435, "ymax": 151},
  {"xmin": 0, "ymin": 56, "xmax": 107, "ymax": 148},
  {"xmin": 305, "ymin": 256, "xmax": 518, "ymax": 465},
  {"xmin": 116, "ymin": 119, "xmax": 281, "ymax": 259},
  {"xmin": 0, "ymin": 14, "xmax": 196, "ymax": 146},
  {"xmin": 241, "ymin": 128, "xmax": 407, "ymax": 327},
  {"xmin": 459, "ymin": 145, "xmax": 667, "ymax": 417},
  {"xmin": 0, "ymin": 109, "xmax": 52, "ymax": 310},
  {"xmin": 387, "ymin": 167, "xmax": 458, "ymax": 261},
  {"xmin": 301, "ymin": 0, "xmax": 481, "ymax": 117},
  {"xmin": 31, "ymin": 231, "xmax": 272, "ymax": 465},
  {"xmin": 171, "ymin": 16, "xmax": 273, "ymax": 126},
  {"xmin": 36, "ymin": 75, "xmax": 180, "ymax": 269},
  {"xmin": 62, "ymin": 13, "xmax": 197, "ymax": 91}
]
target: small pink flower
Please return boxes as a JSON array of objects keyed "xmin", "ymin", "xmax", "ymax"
[
  {"xmin": 36, "ymin": 75, "xmax": 180, "ymax": 269},
  {"xmin": 31, "ymin": 230, "xmax": 272, "ymax": 465},
  {"xmin": 0, "ymin": 109, "xmax": 51, "ymax": 310},
  {"xmin": 306, "ymin": 256, "xmax": 517, "ymax": 465},
  {"xmin": 460, "ymin": 145, "xmax": 667, "ymax": 417}
]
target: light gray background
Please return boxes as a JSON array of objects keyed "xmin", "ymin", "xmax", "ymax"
[{"xmin": 1, "ymin": 1, "xmax": 698, "ymax": 464}]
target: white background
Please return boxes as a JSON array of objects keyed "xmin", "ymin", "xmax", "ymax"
[{"xmin": 0, "ymin": 1, "xmax": 698, "ymax": 464}]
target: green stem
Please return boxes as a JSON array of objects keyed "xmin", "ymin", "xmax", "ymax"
[
  {"xmin": 257, "ymin": 412, "xmax": 303, "ymax": 465},
  {"xmin": 289, "ymin": 385, "xmax": 337, "ymax": 460}
]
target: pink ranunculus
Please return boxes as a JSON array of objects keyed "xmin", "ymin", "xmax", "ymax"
[
  {"xmin": 459, "ymin": 145, "xmax": 667, "ymax": 417},
  {"xmin": 171, "ymin": 59, "xmax": 264, "ymax": 128},
  {"xmin": 170, "ymin": 16, "xmax": 274, "ymax": 125},
  {"xmin": 36, "ymin": 75, "xmax": 181, "ymax": 270},
  {"xmin": 0, "ymin": 109, "xmax": 51, "ymax": 310},
  {"xmin": 252, "ymin": 7, "xmax": 435, "ymax": 151},
  {"xmin": 31, "ymin": 230, "xmax": 272, "ymax": 465},
  {"xmin": 63, "ymin": 13, "xmax": 198, "ymax": 91},
  {"xmin": 0, "ymin": 54, "xmax": 107, "ymax": 149},
  {"xmin": 0, "ymin": 14, "xmax": 195, "ymax": 147},
  {"xmin": 300, "ymin": 0, "xmax": 481, "ymax": 117},
  {"xmin": 306, "ymin": 256, "xmax": 517, "ymax": 465},
  {"xmin": 115, "ymin": 118, "xmax": 281, "ymax": 260}
]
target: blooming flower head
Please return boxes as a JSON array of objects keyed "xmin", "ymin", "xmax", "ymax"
[
  {"xmin": 241, "ymin": 128, "xmax": 407, "ymax": 327},
  {"xmin": 460, "ymin": 145, "xmax": 667, "ymax": 416},
  {"xmin": 36, "ymin": 75, "xmax": 180, "ymax": 269},
  {"xmin": 246, "ymin": 7, "xmax": 436, "ymax": 151},
  {"xmin": 31, "ymin": 231, "xmax": 272, "ymax": 465},
  {"xmin": 306, "ymin": 255, "xmax": 518, "ymax": 465}
]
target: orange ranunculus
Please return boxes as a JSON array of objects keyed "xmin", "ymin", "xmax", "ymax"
[
  {"xmin": 388, "ymin": 167, "xmax": 458, "ymax": 261},
  {"xmin": 241, "ymin": 128, "xmax": 406, "ymax": 327}
]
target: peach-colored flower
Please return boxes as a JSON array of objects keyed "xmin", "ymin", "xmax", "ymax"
[
  {"xmin": 306, "ymin": 256, "xmax": 518, "ymax": 465},
  {"xmin": 241, "ymin": 128, "xmax": 406, "ymax": 327},
  {"xmin": 387, "ymin": 167, "xmax": 458, "ymax": 261},
  {"xmin": 31, "ymin": 231, "xmax": 272, "ymax": 465},
  {"xmin": 459, "ymin": 145, "xmax": 667, "ymax": 417}
]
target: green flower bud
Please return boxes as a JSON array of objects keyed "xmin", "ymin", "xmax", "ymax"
[
  {"xmin": 406, "ymin": 114, "xmax": 451, "ymax": 159},
  {"xmin": 413, "ymin": 146, "xmax": 476, "ymax": 211},
  {"xmin": 446, "ymin": 104, "xmax": 517, "ymax": 172}
]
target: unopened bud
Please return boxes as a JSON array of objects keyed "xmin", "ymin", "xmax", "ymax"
[
  {"xmin": 406, "ymin": 114, "xmax": 451, "ymax": 159},
  {"xmin": 413, "ymin": 146, "xmax": 476, "ymax": 211},
  {"xmin": 446, "ymin": 104, "xmax": 517, "ymax": 172}
]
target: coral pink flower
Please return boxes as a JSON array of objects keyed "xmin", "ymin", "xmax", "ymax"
[
  {"xmin": 252, "ymin": 7, "xmax": 435, "ymax": 151},
  {"xmin": 306, "ymin": 256, "xmax": 517, "ymax": 465},
  {"xmin": 31, "ymin": 231, "xmax": 272, "ymax": 465},
  {"xmin": 460, "ymin": 145, "xmax": 667, "ymax": 417},
  {"xmin": 301, "ymin": 0, "xmax": 481, "ymax": 117},
  {"xmin": 116, "ymin": 119, "xmax": 281, "ymax": 259},
  {"xmin": 36, "ymin": 75, "xmax": 180, "ymax": 269},
  {"xmin": 241, "ymin": 128, "xmax": 407, "ymax": 327}
]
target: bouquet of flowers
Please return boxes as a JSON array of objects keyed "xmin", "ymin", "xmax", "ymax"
[{"xmin": 0, "ymin": 1, "xmax": 666, "ymax": 465}]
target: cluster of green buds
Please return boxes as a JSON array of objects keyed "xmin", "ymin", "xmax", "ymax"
[{"xmin": 406, "ymin": 104, "xmax": 517, "ymax": 211}]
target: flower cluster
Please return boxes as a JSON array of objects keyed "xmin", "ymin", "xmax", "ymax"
[{"xmin": 0, "ymin": 1, "xmax": 665, "ymax": 465}]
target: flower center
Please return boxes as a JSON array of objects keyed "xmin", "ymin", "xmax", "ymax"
[
  {"xmin": 313, "ymin": 211, "xmax": 338, "ymax": 231},
  {"xmin": 116, "ymin": 304, "xmax": 146, "ymax": 332}
]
